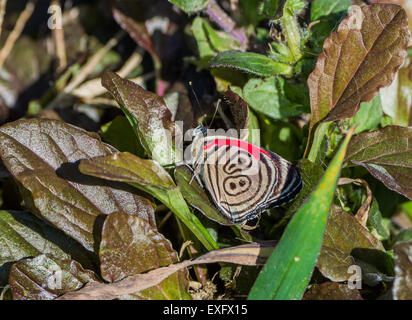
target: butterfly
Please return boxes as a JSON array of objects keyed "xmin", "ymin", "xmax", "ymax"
[{"xmin": 188, "ymin": 126, "xmax": 303, "ymax": 229}]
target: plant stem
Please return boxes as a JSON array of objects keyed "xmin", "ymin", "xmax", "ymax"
[
  {"xmin": 205, "ymin": 0, "xmax": 247, "ymax": 45},
  {"xmin": 280, "ymin": 5, "xmax": 303, "ymax": 63},
  {"xmin": 307, "ymin": 122, "xmax": 331, "ymax": 164}
]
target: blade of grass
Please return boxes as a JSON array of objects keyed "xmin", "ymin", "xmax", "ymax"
[{"xmin": 248, "ymin": 128, "xmax": 354, "ymax": 300}]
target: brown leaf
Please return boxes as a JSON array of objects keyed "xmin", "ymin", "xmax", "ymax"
[
  {"xmin": 99, "ymin": 211, "xmax": 190, "ymax": 300},
  {"xmin": 57, "ymin": 241, "xmax": 276, "ymax": 300},
  {"xmin": 79, "ymin": 152, "xmax": 175, "ymax": 189},
  {"xmin": 0, "ymin": 119, "xmax": 155, "ymax": 251},
  {"xmin": 100, "ymin": 211, "xmax": 177, "ymax": 281},
  {"xmin": 369, "ymin": 0, "xmax": 412, "ymax": 38},
  {"xmin": 308, "ymin": 3, "xmax": 410, "ymax": 128},
  {"xmin": 303, "ymin": 282, "xmax": 363, "ymax": 300},
  {"xmin": 345, "ymin": 125, "xmax": 412, "ymax": 199},
  {"xmin": 317, "ymin": 205, "xmax": 384, "ymax": 281}
]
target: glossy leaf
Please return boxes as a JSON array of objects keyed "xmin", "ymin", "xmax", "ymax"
[
  {"xmin": 208, "ymin": 51, "xmax": 294, "ymax": 77},
  {"xmin": 345, "ymin": 126, "xmax": 412, "ymax": 199},
  {"xmin": 79, "ymin": 152, "xmax": 218, "ymax": 251},
  {"xmin": 0, "ymin": 211, "xmax": 95, "ymax": 276},
  {"xmin": 0, "ymin": 211, "xmax": 69, "ymax": 268},
  {"xmin": 99, "ymin": 211, "xmax": 190, "ymax": 300},
  {"xmin": 102, "ymin": 72, "xmax": 182, "ymax": 165},
  {"xmin": 79, "ymin": 152, "xmax": 175, "ymax": 189},
  {"xmin": 0, "ymin": 119, "xmax": 155, "ymax": 251},
  {"xmin": 317, "ymin": 205, "xmax": 384, "ymax": 282},
  {"xmin": 308, "ymin": 3, "xmax": 410, "ymax": 129},
  {"xmin": 393, "ymin": 241, "xmax": 412, "ymax": 300},
  {"xmin": 9, "ymin": 254, "xmax": 98, "ymax": 300},
  {"xmin": 248, "ymin": 130, "xmax": 353, "ymax": 300}
]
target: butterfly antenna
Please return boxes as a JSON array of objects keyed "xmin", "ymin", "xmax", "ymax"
[
  {"xmin": 189, "ymin": 81, "xmax": 203, "ymax": 115},
  {"xmin": 208, "ymin": 99, "xmax": 220, "ymax": 128}
]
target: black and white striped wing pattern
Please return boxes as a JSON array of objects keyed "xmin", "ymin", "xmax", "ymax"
[{"xmin": 197, "ymin": 137, "xmax": 302, "ymax": 223}]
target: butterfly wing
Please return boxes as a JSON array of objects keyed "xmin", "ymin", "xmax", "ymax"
[{"xmin": 199, "ymin": 137, "xmax": 302, "ymax": 223}]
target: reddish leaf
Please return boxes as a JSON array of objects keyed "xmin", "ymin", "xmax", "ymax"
[
  {"xmin": 100, "ymin": 211, "xmax": 190, "ymax": 300},
  {"xmin": 345, "ymin": 126, "xmax": 412, "ymax": 199},
  {"xmin": 9, "ymin": 254, "xmax": 99, "ymax": 300},
  {"xmin": 317, "ymin": 205, "xmax": 384, "ymax": 281},
  {"xmin": 308, "ymin": 3, "xmax": 410, "ymax": 128},
  {"xmin": 0, "ymin": 119, "xmax": 155, "ymax": 251}
]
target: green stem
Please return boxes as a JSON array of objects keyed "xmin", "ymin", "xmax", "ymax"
[
  {"xmin": 307, "ymin": 122, "xmax": 331, "ymax": 164},
  {"xmin": 280, "ymin": 6, "xmax": 302, "ymax": 63}
]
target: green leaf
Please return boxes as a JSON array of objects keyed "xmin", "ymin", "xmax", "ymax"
[
  {"xmin": 100, "ymin": 116, "xmax": 145, "ymax": 155},
  {"xmin": 169, "ymin": 0, "xmax": 209, "ymax": 13},
  {"xmin": 261, "ymin": 0, "xmax": 287, "ymax": 19},
  {"xmin": 350, "ymin": 94, "xmax": 383, "ymax": 134},
  {"xmin": 9, "ymin": 254, "xmax": 98, "ymax": 300},
  {"xmin": 79, "ymin": 152, "xmax": 218, "ymax": 251},
  {"xmin": 239, "ymin": 0, "xmax": 266, "ymax": 25},
  {"xmin": 307, "ymin": 3, "xmax": 410, "ymax": 130},
  {"xmin": 345, "ymin": 126, "xmax": 412, "ymax": 200},
  {"xmin": 317, "ymin": 206, "xmax": 384, "ymax": 282},
  {"xmin": 191, "ymin": 17, "xmax": 241, "ymax": 69},
  {"xmin": 243, "ymin": 77, "xmax": 308, "ymax": 119},
  {"xmin": 102, "ymin": 72, "xmax": 182, "ymax": 165},
  {"xmin": 99, "ymin": 211, "xmax": 190, "ymax": 300},
  {"xmin": 248, "ymin": 130, "xmax": 354, "ymax": 300},
  {"xmin": 310, "ymin": 0, "xmax": 351, "ymax": 21},
  {"xmin": 259, "ymin": 116, "xmax": 303, "ymax": 162},
  {"xmin": 208, "ymin": 51, "xmax": 294, "ymax": 77},
  {"xmin": 0, "ymin": 119, "xmax": 156, "ymax": 251},
  {"xmin": 367, "ymin": 199, "xmax": 390, "ymax": 240},
  {"xmin": 393, "ymin": 241, "xmax": 412, "ymax": 300}
]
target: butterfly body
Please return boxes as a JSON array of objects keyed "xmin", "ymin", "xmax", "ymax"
[{"xmin": 190, "ymin": 131, "xmax": 302, "ymax": 225}]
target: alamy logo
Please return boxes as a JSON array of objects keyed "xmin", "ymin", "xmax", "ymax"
[{"xmin": 47, "ymin": 4, "xmax": 62, "ymax": 30}]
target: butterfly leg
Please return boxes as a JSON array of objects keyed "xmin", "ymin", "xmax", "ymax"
[{"xmin": 240, "ymin": 214, "xmax": 261, "ymax": 230}]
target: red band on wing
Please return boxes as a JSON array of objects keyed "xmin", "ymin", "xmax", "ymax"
[{"xmin": 203, "ymin": 138, "xmax": 270, "ymax": 159}]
